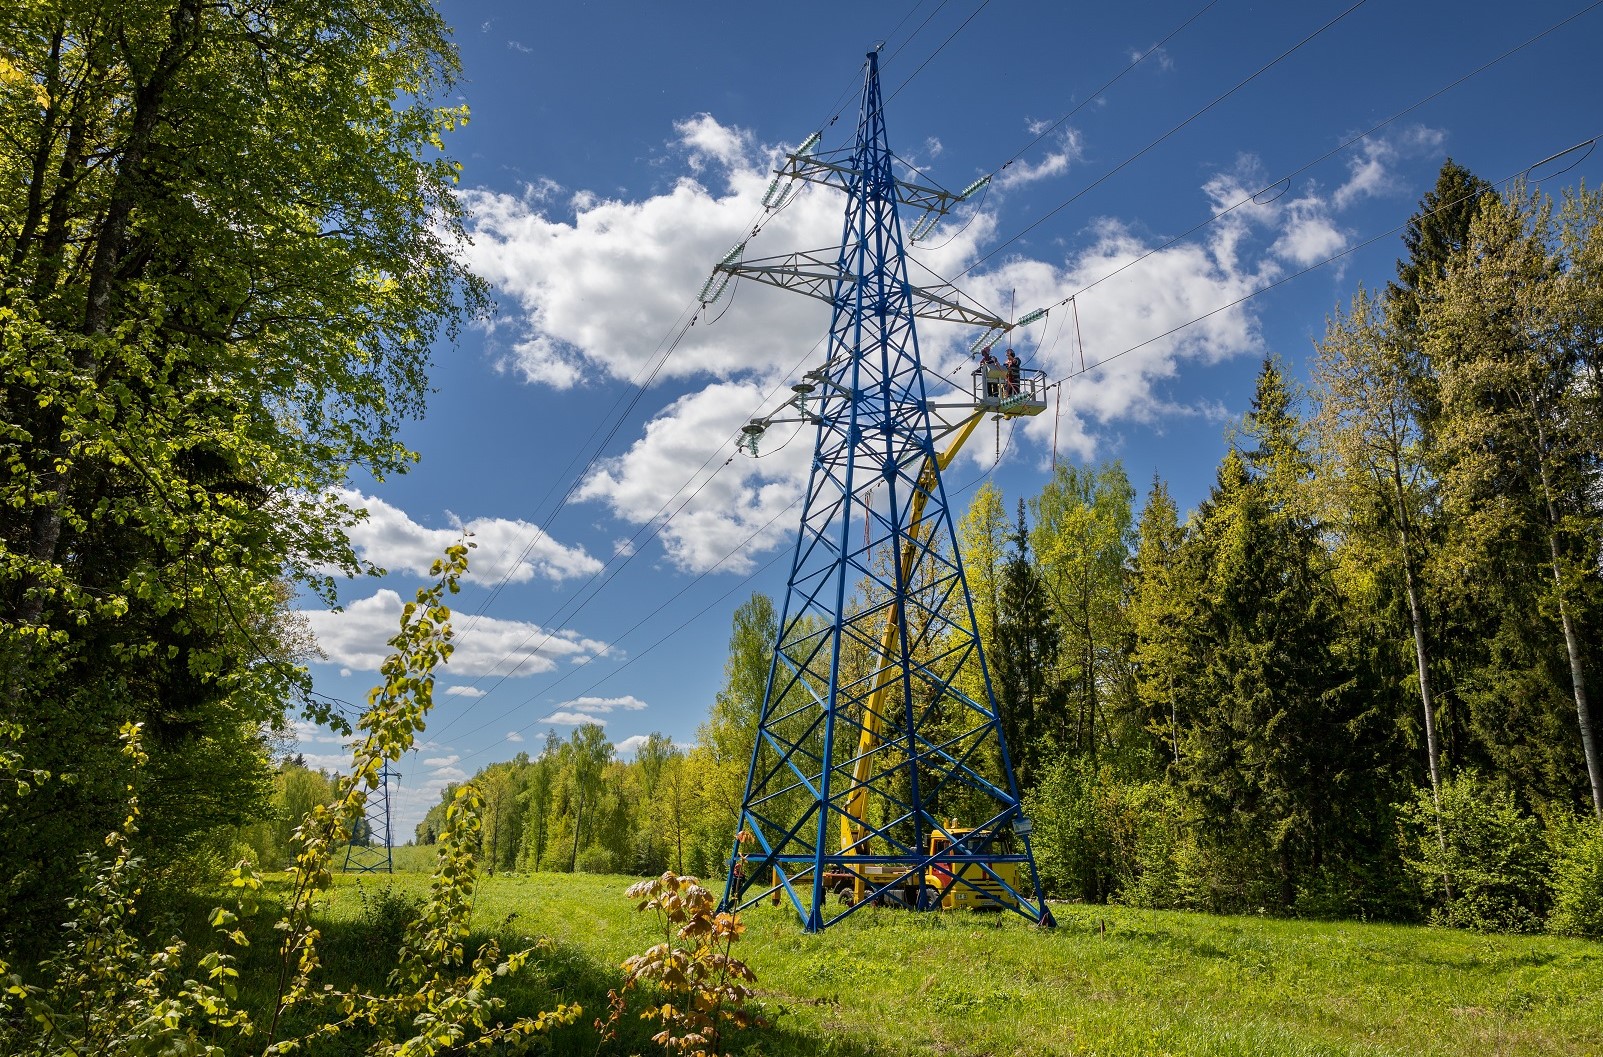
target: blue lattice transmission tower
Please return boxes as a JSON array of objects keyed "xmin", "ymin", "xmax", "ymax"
[
  {"xmin": 343, "ymin": 760, "xmax": 397, "ymax": 874},
  {"xmin": 717, "ymin": 50, "xmax": 1054, "ymax": 931}
]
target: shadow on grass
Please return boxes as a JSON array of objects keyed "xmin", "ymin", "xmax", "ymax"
[{"xmin": 196, "ymin": 885, "xmax": 889, "ymax": 1057}]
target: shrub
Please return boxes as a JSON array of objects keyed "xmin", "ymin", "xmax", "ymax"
[
  {"xmin": 1547, "ymin": 816, "xmax": 1603, "ymax": 939},
  {"xmin": 1399, "ymin": 772, "xmax": 1550, "ymax": 932},
  {"xmin": 354, "ymin": 881, "xmax": 425, "ymax": 952},
  {"xmin": 577, "ymin": 844, "xmax": 620, "ymax": 874},
  {"xmin": 597, "ymin": 872, "xmax": 763, "ymax": 1057},
  {"xmin": 1025, "ymin": 757, "xmax": 1185, "ymax": 907},
  {"xmin": 1171, "ymin": 829, "xmax": 1280, "ymax": 915}
]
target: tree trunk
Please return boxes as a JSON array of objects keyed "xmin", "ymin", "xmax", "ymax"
[
  {"xmin": 570, "ymin": 786, "xmax": 586, "ymax": 872},
  {"xmin": 14, "ymin": 0, "xmax": 202, "ymax": 629},
  {"xmin": 1394, "ymin": 497, "xmax": 1444, "ymax": 802},
  {"xmin": 1533, "ymin": 417, "xmax": 1603, "ymax": 817},
  {"xmin": 1395, "ymin": 500, "xmax": 1453, "ymax": 899}
]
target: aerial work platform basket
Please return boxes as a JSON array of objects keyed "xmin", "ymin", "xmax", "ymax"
[{"xmin": 971, "ymin": 365, "xmax": 1048, "ymax": 416}]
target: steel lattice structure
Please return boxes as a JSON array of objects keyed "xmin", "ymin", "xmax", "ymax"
[
  {"xmin": 720, "ymin": 51, "xmax": 1053, "ymax": 931},
  {"xmin": 343, "ymin": 761, "xmax": 396, "ymax": 874}
]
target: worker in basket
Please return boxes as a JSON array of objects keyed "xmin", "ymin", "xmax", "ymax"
[
  {"xmin": 975, "ymin": 347, "xmax": 1002, "ymax": 398},
  {"xmin": 1004, "ymin": 348, "xmax": 1021, "ymax": 397}
]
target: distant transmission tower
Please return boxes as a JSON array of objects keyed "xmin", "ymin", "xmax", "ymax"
[
  {"xmin": 343, "ymin": 761, "xmax": 397, "ymax": 873},
  {"xmin": 717, "ymin": 50, "xmax": 1053, "ymax": 931}
]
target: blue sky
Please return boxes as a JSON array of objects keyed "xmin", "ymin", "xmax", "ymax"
[{"xmin": 292, "ymin": 0, "xmax": 1603, "ymax": 835}]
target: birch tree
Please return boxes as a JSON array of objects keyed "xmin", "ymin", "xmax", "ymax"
[{"xmin": 1424, "ymin": 187, "xmax": 1603, "ymax": 816}]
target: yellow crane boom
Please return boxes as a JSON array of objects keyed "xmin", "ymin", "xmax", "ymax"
[
  {"xmin": 833, "ymin": 362, "xmax": 1049, "ymax": 905},
  {"xmin": 839, "ymin": 409, "xmax": 986, "ymax": 870}
]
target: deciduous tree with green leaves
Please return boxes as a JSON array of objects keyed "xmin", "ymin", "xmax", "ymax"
[
  {"xmin": 0, "ymin": 0, "xmax": 487, "ymax": 924},
  {"xmin": 1126, "ymin": 476, "xmax": 1192, "ymax": 770},
  {"xmin": 1312, "ymin": 287, "xmax": 1447, "ymax": 808},
  {"xmin": 1030, "ymin": 461, "xmax": 1136, "ymax": 765},
  {"xmin": 1423, "ymin": 185, "xmax": 1603, "ymax": 817}
]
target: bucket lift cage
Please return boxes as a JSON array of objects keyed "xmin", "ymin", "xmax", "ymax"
[
  {"xmin": 718, "ymin": 50, "xmax": 1054, "ymax": 932},
  {"xmin": 971, "ymin": 365, "xmax": 1049, "ymax": 415}
]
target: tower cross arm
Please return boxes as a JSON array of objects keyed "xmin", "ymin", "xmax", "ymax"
[
  {"xmin": 721, "ymin": 251, "xmax": 1009, "ymax": 329},
  {"xmin": 777, "ymin": 153, "xmax": 977, "ymax": 218}
]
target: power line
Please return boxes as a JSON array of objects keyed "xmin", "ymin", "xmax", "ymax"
[
  {"xmin": 449, "ymin": 493, "xmax": 806, "ymax": 760},
  {"xmin": 426, "ymin": 0, "xmax": 1166, "ymax": 694},
  {"xmin": 437, "ymin": 0, "xmax": 1471, "ymax": 743},
  {"xmin": 432, "ymin": 335, "xmax": 839, "ymax": 741},
  {"xmin": 1015, "ymin": 0, "xmax": 1603, "ymax": 324},
  {"xmin": 451, "ymin": 403, "xmax": 1017, "ymax": 767},
  {"xmin": 953, "ymin": 0, "xmax": 1371, "ymax": 282},
  {"xmin": 988, "ymin": 1, "xmax": 1220, "ymax": 185},
  {"xmin": 328, "ymin": 6, "xmax": 1595, "ymax": 774},
  {"xmin": 886, "ymin": 0, "xmax": 996, "ymax": 105},
  {"xmin": 1044, "ymin": 135, "xmax": 1600, "ymax": 393}
]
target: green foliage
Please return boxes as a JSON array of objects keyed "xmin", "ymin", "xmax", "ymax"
[
  {"xmin": 0, "ymin": 0, "xmax": 487, "ymax": 931},
  {"xmin": 1126, "ymin": 476, "xmax": 1189, "ymax": 768},
  {"xmin": 1389, "ymin": 157, "xmax": 1497, "ymax": 334},
  {"xmin": 599, "ymin": 872, "xmax": 762, "ymax": 1057},
  {"xmin": 578, "ymin": 846, "xmax": 622, "ymax": 875},
  {"xmin": 1546, "ymin": 816, "xmax": 1603, "ymax": 938},
  {"xmin": 1422, "ymin": 183, "xmax": 1603, "ymax": 815},
  {"xmin": 0, "ymin": 723, "xmax": 251, "ymax": 1056},
  {"xmin": 1030, "ymin": 462, "xmax": 1137, "ymax": 768},
  {"xmin": 1025, "ymin": 756, "xmax": 1183, "ymax": 908},
  {"xmin": 989, "ymin": 501, "xmax": 1061, "ymax": 791},
  {"xmin": 404, "ymin": 181, "xmax": 1603, "ymax": 942},
  {"xmin": 1401, "ymin": 771, "xmax": 1551, "ymax": 932},
  {"xmin": 1163, "ymin": 364, "xmax": 1395, "ymax": 911},
  {"xmin": 1312, "ymin": 284, "xmax": 1446, "ymax": 811},
  {"xmin": 353, "ymin": 883, "xmax": 425, "ymax": 955},
  {"xmin": 0, "ymin": 545, "xmax": 582, "ymax": 1054},
  {"xmin": 239, "ymin": 762, "xmax": 338, "ymax": 870}
]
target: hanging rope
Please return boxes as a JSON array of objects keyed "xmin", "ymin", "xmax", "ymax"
[{"xmin": 1052, "ymin": 381, "xmax": 1062, "ymax": 472}]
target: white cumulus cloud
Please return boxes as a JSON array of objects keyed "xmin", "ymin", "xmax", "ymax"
[
  {"xmin": 546, "ymin": 710, "xmax": 604, "ymax": 726},
  {"xmin": 456, "ymin": 113, "xmax": 1416, "ymax": 573},
  {"xmin": 613, "ymin": 734, "xmax": 651, "ymax": 757},
  {"xmin": 997, "ymin": 129, "xmax": 1083, "ymax": 189},
  {"xmin": 1334, "ymin": 125, "xmax": 1447, "ymax": 210},
  {"xmin": 560, "ymin": 694, "xmax": 649, "ymax": 714},
  {"xmin": 339, "ymin": 490, "xmax": 601, "ymax": 586},
  {"xmin": 301, "ymin": 590, "xmax": 610, "ymax": 678},
  {"xmin": 576, "ymin": 380, "xmax": 810, "ymax": 572}
]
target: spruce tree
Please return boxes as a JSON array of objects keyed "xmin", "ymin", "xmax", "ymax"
[
  {"xmin": 1424, "ymin": 187, "xmax": 1603, "ymax": 816},
  {"xmin": 991, "ymin": 501, "xmax": 1062, "ymax": 791},
  {"xmin": 1127, "ymin": 476, "xmax": 1192, "ymax": 770},
  {"xmin": 1389, "ymin": 158, "xmax": 1497, "ymax": 330},
  {"xmin": 1178, "ymin": 362, "xmax": 1389, "ymax": 911}
]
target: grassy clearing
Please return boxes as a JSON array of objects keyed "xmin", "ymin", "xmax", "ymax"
[{"xmin": 235, "ymin": 868, "xmax": 1601, "ymax": 1056}]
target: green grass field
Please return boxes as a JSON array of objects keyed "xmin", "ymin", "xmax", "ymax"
[{"xmin": 256, "ymin": 866, "xmax": 1603, "ymax": 1057}]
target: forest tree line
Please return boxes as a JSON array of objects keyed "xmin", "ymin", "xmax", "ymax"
[{"xmin": 408, "ymin": 163, "xmax": 1603, "ymax": 936}]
